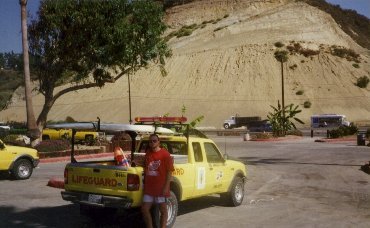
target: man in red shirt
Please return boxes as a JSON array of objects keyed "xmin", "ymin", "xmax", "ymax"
[{"xmin": 141, "ymin": 134, "xmax": 174, "ymax": 228}]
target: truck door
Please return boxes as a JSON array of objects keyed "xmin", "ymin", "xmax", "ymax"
[
  {"xmin": 192, "ymin": 142, "xmax": 208, "ymax": 196},
  {"xmin": 0, "ymin": 144, "xmax": 13, "ymax": 170},
  {"xmin": 203, "ymin": 142, "xmax": 228, "ymax": 194}
]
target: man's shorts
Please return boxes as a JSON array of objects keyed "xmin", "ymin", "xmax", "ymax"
[{"xmin": 143, "ymin": 194, "xmax": 166, "ymax": 204}]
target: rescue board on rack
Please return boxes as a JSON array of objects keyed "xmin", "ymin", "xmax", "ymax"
[
  {"xmin": 46, "ymin": 122, "xmax": 174, "ymax": 135},
  {"xmin": 134, "ymin": 116, "xmax": 187, "ymax": 123}
]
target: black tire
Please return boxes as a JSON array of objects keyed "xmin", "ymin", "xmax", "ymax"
[
  {"xmin": 221, "ymin": 176, "xmax": 245, "ymax": 207},
  {"xmin": 224, "ymin": 123, "xmax": 230, "ymax": 129},
  {"xmin": 151, "ymin": 191, "xmax": 178, "ymax": 228},
  {"xmin": 11, "ymin": 159, "xmax": 33, "ymax": 180}
]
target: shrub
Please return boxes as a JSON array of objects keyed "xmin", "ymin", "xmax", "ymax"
[
  {"xmin": 329, "ymin": 125, "xmax": 358, "ymax": 138},
  {"xmin": 2, "ymin": 134, "xmax": 28, "ymax": 147},
  {"xmin": 35, "ymin": 140, "xmax": 70, "ymax": 152},
  {"xmin": 255, "ymin": 132, "xmax": 272, "ymax": 139},
  {"xmin": 296, "ymin": 90, "xmax": 304, "ymax": 95},
  {"xmin": 347, "ymin": 124, "xmax": 358, "ymax": 135},
  {"xmin": 330, "ymin": 46, "xmax": 360, "ymax": 62},
  {"xmin": 303, "ymin": 101, "xmax": 311, "ymax": 108},
  {"xmin": 7, "ymin": 121, "xmax": 26, "ymax": 129},
  {"xmin": 289, "ymin": 64, "xmax": 297, "ymax": 70},
  {"xmin": 287, "ymin": 42, "xmax": 319, "ymax": 57},
  {"xmin": 355, "ymin": 76, "xmax": 369, "ymax": 88},
  {"xmin": 328, "ymin": 129, "xmax": 341, "ymax": 138},
  {"xmin": 352, "ymin": 63, "xmax": 360, "ymax": 68},
  {"xmin": 274, "ymin": 41, "xmax": 284, "ymax": 48},
  {"xmin": 9, "ymin": 128, "xmax": 28, "ymax": 135},
  {"xmin": 286, "ymin": 129, "xmax": 303, "ymax": 136},
  {"xmin": 213, "ymin": 18, "xmax": 222, "ymax": 24},
  {"xmin": 176, "ymin": 28, "xmax": 193, "ymax": 37},
  {"xmin": 165, "ymin": 23, "xmax": 202, "ymax": 41},
  {"xmin": 65, "ymin": 116, "xmax": 76, "ymax": 122},
  {"xmin": 300, "ymin": 49, "xmax": 320, "ymax": 57},
  {"xmin": 214, "ymin": 26, "xmax": 227, "ymax": 32}
]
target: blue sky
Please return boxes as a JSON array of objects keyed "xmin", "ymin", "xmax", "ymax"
[{"xmin": 0, "ymin": 0, "xmax": 369, "ymax": 53}]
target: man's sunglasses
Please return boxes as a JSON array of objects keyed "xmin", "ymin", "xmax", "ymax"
[{"xmin": 149, "ymin": 139, "xmax": 158, "ymax": 143}]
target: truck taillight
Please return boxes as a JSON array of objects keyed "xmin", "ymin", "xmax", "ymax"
[
  {"xmin": 64, "ymin": 168, "xmax": 68, "ymax": 184},
  {"xmin": 127, "ymin": 174, "xmax": 140, "ymax": 191}
]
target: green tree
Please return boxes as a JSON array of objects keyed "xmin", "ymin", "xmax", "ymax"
[
  {"xmin": 0, "ymin": 52, "xmax": 23, "ymax": 70},
  {"xmin": 267, "ymin": 101, "xmax": 304, "ymax": 137},
  {"xmin": 28, "ymin": 0, "xmax": 171, "ymax": 136}
]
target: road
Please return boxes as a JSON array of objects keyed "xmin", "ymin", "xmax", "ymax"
[{"xmin": 0, "ymin": 136, "xmax": 369, "ymax": 227}]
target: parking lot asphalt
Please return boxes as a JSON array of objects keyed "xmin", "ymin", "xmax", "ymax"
[{"xmin": 1, "ymin": 135, "xmax": 370, "ymax": 227}]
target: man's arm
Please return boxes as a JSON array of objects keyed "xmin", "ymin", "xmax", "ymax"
[{"xmin": 163, "ymin": 171, "xmax": 172, "ymax": 196}]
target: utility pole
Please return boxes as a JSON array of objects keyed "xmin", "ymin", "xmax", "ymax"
[{"xmin": 128, "ymin": 74, "xmax": 132, "ymax": 124}]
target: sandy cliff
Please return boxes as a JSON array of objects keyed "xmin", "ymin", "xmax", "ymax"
[{"xmin": 1, "ymin": 0, "xmax": 369, "ymax": 128}]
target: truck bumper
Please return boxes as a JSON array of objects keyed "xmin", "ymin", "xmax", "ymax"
[
  {"xmin": 33, "ymin": 159, "xmax": 40, "ymax": 168},
  {"xmin": 61, "ymin": 191, "xmax": 133, "ymax": 209}
]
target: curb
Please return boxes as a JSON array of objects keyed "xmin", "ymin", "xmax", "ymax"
[
  {"xmin": 314, "ymin": 137, "xmax": 356, "ymax": 143},
  {"xmin": 40, "ymin": 152, "xmax": 113, "ymax": 163},
  {"xmin": 250, "ymin": 136, "xmax": 303, "ymax": 142}
]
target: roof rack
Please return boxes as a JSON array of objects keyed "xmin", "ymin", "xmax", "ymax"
[
  {"xmin": 134, "ymin": 116, "xmax": 208, "ymax": 139},
  {"xmin": 46, "ymin": 117, "xmax": 175, "ymax": 163}
]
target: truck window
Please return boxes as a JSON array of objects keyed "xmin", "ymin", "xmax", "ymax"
[
  {"xmin": 138, "ymin": 141, "xmax": 186, "ymax": 155},
  {"xmin": 204, "ymin": 143, "xmax": 223, "ymax": 163},
  {"xmin": 192, "ymin": 142, "xmax": 203, "ymax": 162},
  {"xmin": 169, "ymin": 142, "xmax": 187, "ymax": 155}
]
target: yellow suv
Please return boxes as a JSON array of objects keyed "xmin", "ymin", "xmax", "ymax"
[{"xmin": 0, "ymin": 139, "xmax": 39, "ymax": 180}]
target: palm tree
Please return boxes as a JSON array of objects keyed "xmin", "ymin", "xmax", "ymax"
[
  {"xmin": 274, "ymin": 50, "xmax": 288, "ymax": 135},
  {"xmin": 20, "ymin": 0, "xmax": 40, "ymax": 145}
]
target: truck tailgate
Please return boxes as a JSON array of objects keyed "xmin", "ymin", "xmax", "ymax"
[{"xmin": 64, "ymin": 162, "xmax": 144, "ymax": 207}]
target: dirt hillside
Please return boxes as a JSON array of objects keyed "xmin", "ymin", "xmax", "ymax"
[{"xmin": 1, "ymin": 0, "xmax": 369, "ymax": 128}]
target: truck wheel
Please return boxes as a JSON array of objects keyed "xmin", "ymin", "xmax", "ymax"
[
  {"xmin": 221, "ymin": 176, "xmax": 244, "ymax": 206},
  {"xmin": 151, "ymin": 191, "xmax": 178, "ymax": 228},
  {"xmin": 224, "ymin": 124, "xmax": 230, "ymax": 129},
  {"xmin": 12, "ymin": 159, "xmax": 33, "ymax": 180}
]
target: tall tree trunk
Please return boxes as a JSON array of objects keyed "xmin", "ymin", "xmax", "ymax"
[
  {"xmin": 37, "ymin": 90, "xmax": 56, "ymax": 132},
  {"xmin": 20, "ymin": 0, "xmax": 40, "ymax": 145}
]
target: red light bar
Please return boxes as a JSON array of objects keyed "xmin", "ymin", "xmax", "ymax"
[{"xmin": 134, "ymin": 116, "xmax": 187, "ymax": 123}]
